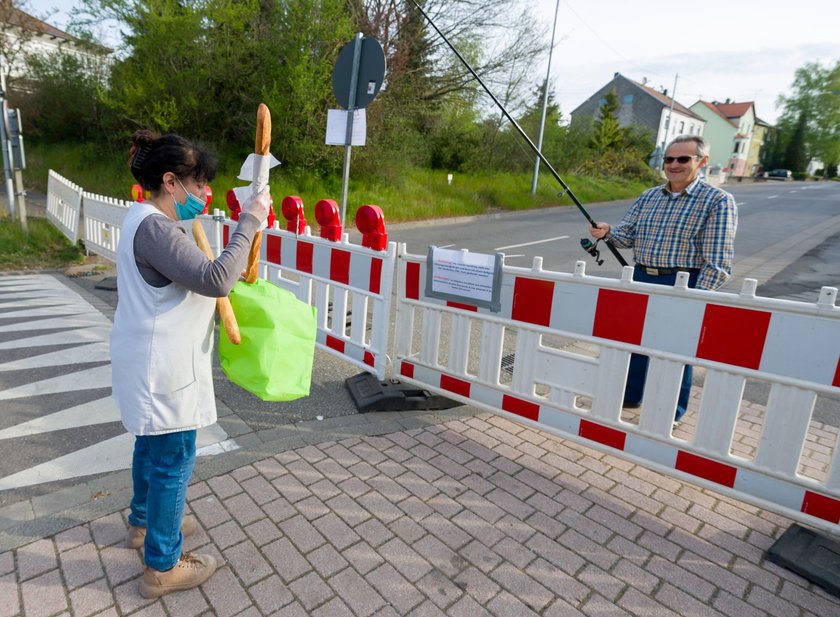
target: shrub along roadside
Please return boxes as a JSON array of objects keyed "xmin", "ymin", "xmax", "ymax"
[{"xmin": 25, "ymin": 141, "xmax": 649, "ymax": 226}]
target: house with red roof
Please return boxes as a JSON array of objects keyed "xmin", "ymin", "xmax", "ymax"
[{"xmin": 690, "ymin": 99, "xmax": 758, "ymax": 177}]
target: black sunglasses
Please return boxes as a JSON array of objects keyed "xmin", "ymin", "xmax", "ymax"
[{"xmin": 663, "ymin": 155, "xmax": 700, "ymax": 164}]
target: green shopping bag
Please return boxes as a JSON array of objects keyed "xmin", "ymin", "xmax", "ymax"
[{"xmin": 219, "ymin": 278, "xmax": 317, "ymax": 401}]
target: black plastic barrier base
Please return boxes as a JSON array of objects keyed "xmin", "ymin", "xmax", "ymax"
[
  {"xmin": 766, "ymin": 524, "xmax": 840, "ymax": 598},
  {"xmin": 345, "ymin": 372, "xmax": 462, "ymax": 413},
  {"xmin": 94, "ymin": 277, "xmax": 118, "ymax": 291}
]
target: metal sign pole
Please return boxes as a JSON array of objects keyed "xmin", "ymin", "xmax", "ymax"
[
  {"xmin": 0, "ymin": 58, "xmax": 15, "ymax": 221},
  {"xmin": 7, "ymin": 109, "xmax": 25, "ymax": 231},
  {"xmin": 339, "ymin": 33, "xmax": 363, "ymax": 227}
]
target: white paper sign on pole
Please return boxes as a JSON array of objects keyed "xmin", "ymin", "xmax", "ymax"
[{"xmin": 325, "ymin": 109, "xmax": 367, "ymax": 146}]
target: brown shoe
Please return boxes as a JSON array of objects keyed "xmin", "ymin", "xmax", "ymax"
[
  {"xmin": 138, "ymin": 552, "xmax": 217, "ymax": 598},
  {"xmin": 126, "ymin": 514, "xmax": 199, "ymax": 549}
]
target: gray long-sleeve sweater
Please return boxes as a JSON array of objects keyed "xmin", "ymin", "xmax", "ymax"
[{"xmin": 133, "ymin": 213, "xmax": 261, "ymax": 295}]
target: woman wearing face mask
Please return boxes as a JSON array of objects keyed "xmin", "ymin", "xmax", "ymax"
[{"xmin": 111, "ymin": 130, "xmax": 269, "ymax": 598}]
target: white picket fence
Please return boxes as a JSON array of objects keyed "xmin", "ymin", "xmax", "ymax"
[{"xmin": 46, "ymin": 171, "xmax": 83, "ymax": 244}]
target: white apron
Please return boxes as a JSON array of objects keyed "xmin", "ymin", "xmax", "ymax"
[{"xmin": 110, "ymin": 202, "xmax": 217, "ymax": 435}]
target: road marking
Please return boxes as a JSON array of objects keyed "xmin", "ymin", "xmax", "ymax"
[
  {"xmin": 767, "ymin": 195, "xmax": 779, "ymax": 199},
  {"xmin": 0, "ymin": 364, "xmax": 112, "ymax": 401},
  {"xmin": 789, "ymin": 190, "xmax": 797, "ymax": 193},
  {"xmin": 494, "ymin": 235, "xmax": 570, "ymax": 251},
  {"xmin": 0, "ymin": 396, "xmax": 119, "ymax": 439},
  {"xmin": 735, "ymin": 202, "xmax": 745, "ymax": 206},
  {"xmin": 0, "ymin": 424, "xmax": 232, "ymax": 490},
  {"xmin": 0, "ymin": 342, "xmax": 109, "ymax": 370},
  {"xmin": 0, "ymin": 274, "xmax": 232, "ymax": 492}
]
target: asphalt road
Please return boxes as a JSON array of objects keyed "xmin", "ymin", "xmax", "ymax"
[
  {"xmin": 1, "ymin": 180, "xmax": 838, "ymax": 516},
  {"xmin": 385, "ymin": 180, "xmax": 840, "ymax": 296}
]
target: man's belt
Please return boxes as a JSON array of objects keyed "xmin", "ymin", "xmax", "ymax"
[{"xmin": 636, "ymin": 264, "xmax": 698, "ymax": 276}]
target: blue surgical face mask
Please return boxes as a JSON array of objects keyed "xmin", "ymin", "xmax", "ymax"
[{"xmin": 173, "ymin": 178, "xmax": 206, "ymax": 220}]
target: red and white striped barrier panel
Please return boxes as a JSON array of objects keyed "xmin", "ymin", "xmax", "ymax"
[
  {"xmin": 81, "ymin": 192, "xmax": 131, "ymax": 263},
  {"xmin": 393, "ymin": 246, "xmax": 840, "ymax": 533},
  {"xmin": 47, "ymin": 170, "xmax": 83, "ymax": 245},
  {"xmin": 218, "ymin": 204, "xmax": 396, "ymax": 380}
]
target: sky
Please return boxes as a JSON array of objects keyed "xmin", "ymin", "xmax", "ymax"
[{"xmin": 24, "ymin": 0, "xmax": 840, "ymax": 124}]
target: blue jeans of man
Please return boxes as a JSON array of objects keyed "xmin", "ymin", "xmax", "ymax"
[
  {"xmin": 128, "ymin": 429, "xmax": 196, "ymax": 571},
  {"xmin": 625, "ymin": 265, "xmax": 700, "ymax": 421}
]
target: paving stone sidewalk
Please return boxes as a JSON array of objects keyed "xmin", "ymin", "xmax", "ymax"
[{"xmin": 3, "ymin": 413, "xmax": 839, "ymax": 617}]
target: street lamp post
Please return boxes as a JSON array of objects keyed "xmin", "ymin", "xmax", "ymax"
[{"xmin": 530, "ymin": 0, "xmax": 560, "ymax": 195}]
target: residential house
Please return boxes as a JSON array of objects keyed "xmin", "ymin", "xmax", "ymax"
[
  {"xmin": 570, "ymin": 72, "xmax": 706, "ymax": 151},
  {"xmin": 0, "ymin": 1, "xmax": 110, "ymax": 91},
  {"xmin": 689, "ymin": 100, "xmax": 758, "ymax": 177},
  {"xmin": 747, "ymin": 117, "xmax": 774, "ymax": 176}
]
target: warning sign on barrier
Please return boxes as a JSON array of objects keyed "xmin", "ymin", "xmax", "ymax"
[{"xmin": 425, "ymin": 246, "xmax": 503, "ymax": 312}]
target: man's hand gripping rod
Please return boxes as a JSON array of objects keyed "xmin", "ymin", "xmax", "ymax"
[{"xmin": 411, "ymin": 1, "xmax": 627, "ymax": 267}]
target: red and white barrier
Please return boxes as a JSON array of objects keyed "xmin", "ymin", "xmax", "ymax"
[
  {"xmin": 48, "ymin": 173, "xmax": 840, "ymax": 532},
  {"xmin": 393, "ymin": 246, "xmax": 840, "ymax": 533},
  {"xmin": 47, "ymin": 170, "xmax": 83, "ymax": 244}
]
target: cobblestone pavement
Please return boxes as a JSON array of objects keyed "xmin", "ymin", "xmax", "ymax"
[{"xmin": 3, "ymin": 412, "xmax": 839, "ymax": 617}]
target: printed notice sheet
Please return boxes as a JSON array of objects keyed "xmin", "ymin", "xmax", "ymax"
[
  {"xmin": 325, "ymin": 109, "xmax": 366, "ymax": 146},
  {"xmin": 426, "ymin": 247, "xmax": 502, "ymax": 311}
]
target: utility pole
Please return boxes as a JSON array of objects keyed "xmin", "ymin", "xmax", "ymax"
[
  {"xmin": 660, "ymin": 73, "xmax": 679, "ymax": 151},
  {"xmin": 530, "ymin": 0, "xmax": 560, "ymax": 195}
]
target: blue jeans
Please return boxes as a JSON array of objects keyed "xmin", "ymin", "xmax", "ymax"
[
  {"xmin": 128, "ymin": 430, "xmax": 197, "ymax": 571},
  {"xmin": 625, "ymin": 265, "xmax": 700, "ymax": 421}
]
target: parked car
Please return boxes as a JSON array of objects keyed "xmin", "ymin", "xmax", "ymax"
[{"xmin": 767, "ymin": 169, "xmax": 793, "ymax": 180}]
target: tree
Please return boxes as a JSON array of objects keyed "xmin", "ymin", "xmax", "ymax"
[
  {"xmin": 485, "ymin": 80, "xmax": 565, "ymax": 172},
  {"xmin": 777, "ymin": 61, "xmax": 840, "ymax": 174},
  {"xmin": 348, "ymin": 0, "xmax": 547, "ymax": 176},
  {"xmin": 354, "ymin": 0, "xmax": 546, "ymax": 103},
  {"xmin": 590, "ymin": 89, "xmax": 623, "ymax": 153},
  {"xmin": 77, "ymin": 0, "xmax": 353, "ymax": 171},
  {"xmin": 780, "ymin": 110, "xmax": 808, "ymax": 172},
  {"xmin": 23, "ymin": 50, "xmax": 108, "ymax": 141}
]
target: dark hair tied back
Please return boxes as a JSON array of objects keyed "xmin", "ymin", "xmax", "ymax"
[
  {"xmin": 128, "ymin": 129, "xmax": 217, "ymax": 192},
  {"xmin": 128, "ymin": 130, "xmax": 158, "ymax": 177}
]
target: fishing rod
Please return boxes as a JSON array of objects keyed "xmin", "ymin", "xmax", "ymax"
[{"xmin": 411, "ymin": 0, "xmax": 628, "ymax": 267}]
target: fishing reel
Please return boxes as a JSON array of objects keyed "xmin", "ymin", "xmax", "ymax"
[{"xmin": 580, "ymin": 238, "xmax": 604, "ymax": 266}]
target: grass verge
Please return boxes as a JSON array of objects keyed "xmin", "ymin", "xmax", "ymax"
[
  {"xmin": 0, "ymin": 215, "xmax": 85, "ymax": 271},
  {"xmin": 26, "ymin": 141, "xmax": 647, "ymax": 225}
]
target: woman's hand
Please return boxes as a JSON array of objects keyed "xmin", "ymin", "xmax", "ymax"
[{"xmin": 243, "ymin": 187, "xmax": 271, "ymax": 224}]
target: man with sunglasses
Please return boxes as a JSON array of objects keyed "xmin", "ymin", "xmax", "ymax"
[{"xmin": 589, "ymin": 134, "xmax": 737, "ymax": 423}]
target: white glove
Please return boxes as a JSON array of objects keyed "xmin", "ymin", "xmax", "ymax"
[{"xmin": 242, "ymin": 186, "xmax": 271, "ymax": 225}]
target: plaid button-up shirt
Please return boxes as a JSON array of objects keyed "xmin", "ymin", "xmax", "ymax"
[{"xmin": 608, "ymin": 177, "xmax": 737, "ymax": 290}]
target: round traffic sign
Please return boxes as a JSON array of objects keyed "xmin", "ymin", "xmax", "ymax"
[{"xmin": 332, "ymin": 36, "xmax": 386, "ymax": 110}]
